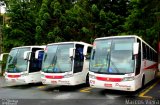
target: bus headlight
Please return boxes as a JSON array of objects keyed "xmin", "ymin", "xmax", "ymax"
[
  {"xmin": 122, "ymin": 77, "xmax": 134, "ymax": 81},
  {"xmin": 21, "ymin": 73, "xmax": 28, "ymax": 77},
  {"xmin": 89, "ymin": 74, "xmax": 96, "ymax": 79},
  {"xmin": 3, "ymin": 72, "xmax": 7, "ymax": 77},
  {"xmin": 64, "ymin": 74, "xmax": 73, "ymax": 78},
  {"xmin": 41, "ymin": 74, "xmax": 45, "ymax": 78}
]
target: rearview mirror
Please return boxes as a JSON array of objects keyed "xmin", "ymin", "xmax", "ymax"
[
  {"xmin": 23, "ymin": 51, "xmax": 31, "ymax": 60},
  {"xmin": 35, "ymin": 50, "xmax": 44, "ymax": 59},
  {"xmin": 0, "ymin": 53, "xmax": 8, "ymax": 61},
  {"xmin": 133, "ymin": 43, "xmax": 139, "ymax": 55},
  {"xmin": 83, "ymin": 47, "xmax": 87, "ymax": 56},
  {"xmin": 69, "ymin": 48, "xmax": 75, "ymax": 58}
]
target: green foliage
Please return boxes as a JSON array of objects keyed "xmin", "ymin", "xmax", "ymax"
[
  {"xmin": 124, "ymin": 0, "xmax": 160, "ymax": 49},
  {"xmin": 1, "ymin": 0, "xmax": 159, "ymax": 52},
  {"xmin": 2, "ymin": 0, "xmax": 41, "ymax": 52},
  {"xmin": 0, "ymin": 15, "xmax": 3, "ymax": 25}
]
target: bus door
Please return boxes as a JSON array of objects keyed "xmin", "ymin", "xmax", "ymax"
[{"xmin": 73, "ymin": 44, "xmax": 85, "ymax": 83}]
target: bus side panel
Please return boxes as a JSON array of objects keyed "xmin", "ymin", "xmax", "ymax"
[{"xmin": 142, "ymin": 60, "xmax": 157, "ymax": 85}]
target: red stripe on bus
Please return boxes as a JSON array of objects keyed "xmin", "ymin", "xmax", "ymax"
[
  {"xmin": 45, "ymin": 75, "xmax": 64, "ymax": 79},
  {"xmin": 96, "ymin": 76, "xmax": 122, "ymax": 82},
  {"xmin": 144, "ymin": 63, "xmax": 158, "ymax": 70},
  {"xmin": 8, "ymin": 75, "xmax": 21, "ymax": 78}
]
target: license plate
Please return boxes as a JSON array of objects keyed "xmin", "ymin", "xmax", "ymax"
[
  {"xmin": 11, "ymin": 79, "xmax": 16, "ymax": 82},
  {"xmin": 51, "ymin": 81, "xmax": 57, "ymax": 84}
]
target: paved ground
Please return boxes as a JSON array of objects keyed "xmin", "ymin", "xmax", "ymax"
[{"xmin": 0, "ymin": 74, "xmax": 160, "ymax": 105}]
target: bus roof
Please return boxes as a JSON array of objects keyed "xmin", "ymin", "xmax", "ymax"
[
  {"xmin": 11, "ymin": 45, "xmax": 46, "ymax": 49},
  {"xmin": 95, "ymin": 35, "xmax": 157, "ymax": 53},
  {"xmin": 47, "ymin": 41, "xmax": 92, "ymax": 47},
  {"xmin": 95, "ymin": 35, "xmax": 140, "ymax": 40}
]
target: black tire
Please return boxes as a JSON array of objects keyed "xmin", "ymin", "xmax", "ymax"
[
  {"xmin": 154, "ymin": 71, "xmax": 157, "ymax": 79},
  {"xmin": 141, "ymin": 75, "xmax": 145, "ymax": 88},
  {"xmin": 86, "ymin": 73, "xmax": 89, "ymax": 86}
]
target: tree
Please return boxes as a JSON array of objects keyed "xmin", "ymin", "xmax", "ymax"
[
  {"xmin": 63, "ymin": 0, "xmax": 92, "ymax": 42},
  {"xmin": 124, "ymin": 0, "xmax": 160, "ymax": 49},
  {"xmin": 89, "ymin": 0, "xmax": 130, "ymax": 39},
  {"xmin": 35, "ymin": 0, "xmax": 72, "ymax": 44},
  {"xmin": 2, "ymin": 0, "xmax": 42, "ymax": 51}
]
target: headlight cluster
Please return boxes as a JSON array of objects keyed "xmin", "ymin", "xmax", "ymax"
[
  {"xmin": 21, "ymin": 73, "xmax": 28, "ymax": 77},
  {"xmin": 64, "ymin": 74, "xmax": 73, "ymax": 78},
  {"xmin": 3, "ymin": 72, "xmax": 7, "ymax": 77},
  {"xmin": 89, "ymin": 74, "xmax": 96, "ymax": 79},
  {"xmin": 122, "ymin": 77, "xmax": 134, "ymax": 81},
  {"xmin": 41, "ymin": 74, "xmax": 45, "ymax": 78}
]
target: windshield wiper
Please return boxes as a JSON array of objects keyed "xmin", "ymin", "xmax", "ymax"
[
  {"xmin": 109, "ymin": 60, "xmax": 120, "ymax": 73},
  {"xmin": 44, "ymin": 54, "xmax": 57, "ymax": 73},
  {"xmin": 46, "ymin": 46, "xmax": 63, "ymax": 73},
  {"xmin": 97, "ymin": 50, "xmax": 110, "ymax": 73}
]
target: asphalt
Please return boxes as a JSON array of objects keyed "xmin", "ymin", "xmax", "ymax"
[
  {"xmin": 0, "ymin": 73, "xmax": 160, "ymax": 105},
  {"xmin": 139, "ymin": 72, "xmax": 160, "ymax": 99},
  {"xmin": 0, "ymin": 76, "xmax": 5, "ymax": 87}
]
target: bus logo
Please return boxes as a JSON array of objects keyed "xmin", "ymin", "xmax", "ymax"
[
  {"xmin": 115, "ymin": 83, "xmax": 131, "ymax": 88},
  {"xmin": 107, "ymin": 78, "xmax": 109, "ymax": 81}
]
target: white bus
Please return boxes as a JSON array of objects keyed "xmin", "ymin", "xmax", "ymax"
[
  {"xmin": 4, "ymin": 46, "xmax": 45, "ymax": 85},
  {"xmin": 89, "ymin": 35, "xmax": 158, "ymax": 91},
  {"xmin": 41, "ymin": 42, "xmax": 92, "ymax": 86}
]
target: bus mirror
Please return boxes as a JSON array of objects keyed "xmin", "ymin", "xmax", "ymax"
[
  {"xmin": 133, "ymin": 43, "xmax": 139, "ymax": 55},
  {"xmin": 23, "ymin": 51, "xmax": 31, "ymax": 60},
  {"xmin": 0, "ymin": 55, "xmax": 2, "ymax": 61},
  {"xmin": 69, "ymin": 48, "xmax": 74, "ymax": 57},
  {"xmin": 0, "ymin": 54, "xmax": 3, "ymax": 61},
  {"xmin": 0, "ymin": 53, "xmax": 9, "ymax": 61},
  {"xmin": 35, "ymin": 50, "xmax": 44, "ymax": 59},
  {"xmin": 83, "ymin": 47, "xmax": 87, "ymax": 56}
]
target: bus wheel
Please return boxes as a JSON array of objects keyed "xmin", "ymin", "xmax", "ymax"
[
  {"xmin": 86, "ymin": 74, "xmax": 89, "ymax": 86},
  {"xmin": 154, "ymin": 71, "xmax": 157, "ymax": 79},
  {"xmin": 141, "ymin": 76, "xmax": 145, "ymax": 88}
]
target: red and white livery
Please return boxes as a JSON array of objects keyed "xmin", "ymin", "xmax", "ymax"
[
  {"xmin": 89, "ymin": 35, "xmax": 158, "ymax": 91},
  {"xmin": 41, "ymin": 42, "xmax": 92, "ymax": 86},
  {"xmin": 4, "ymin": 46, "xmax": 45, "ymax": 85}
]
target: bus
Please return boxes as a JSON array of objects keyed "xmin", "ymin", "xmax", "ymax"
[
  {"xmin": 89, "ymin": 35, "xmax": 158, "ymax": 91},
  {"xmin": 41, "ymin": 42, "xmax": 92, "ymax": 86},
  {"xmin": 4, "ymin": 46, "xmax": 45, "ymax": 85}
]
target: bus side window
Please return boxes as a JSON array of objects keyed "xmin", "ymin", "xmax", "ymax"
[
  {"xmin": 37, "ymin": 51, "xmax": 44, "ymax": 68},
  {"xmin": 135, "ymin": 39, "xmax": 141, "ymax": 75},
  {"xmin": 142, "ymin": 43, "xmax": 147, "ymax": 59},
  {"xmin": 73, "ymin": 44, "xmax": 84, "ymax": 73},
  {"xmin": 86, "ymin": 46, "xmax": 92, "ymax": 59},
  {"xmin": 147, "ymin": 47, "xmax": 151, "ymax": 60}
]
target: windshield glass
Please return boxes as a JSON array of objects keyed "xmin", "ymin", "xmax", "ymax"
[
  {"xmin": 6, "ymin": 47, "xmax": 30, "ymax": 73},
  {"xmin": 90, "ymin": 37, "xmax": 135, "ymax": 74},
  {"xmin": 42, "ymin": 44, "xmax": 73, "ymax": 73}
]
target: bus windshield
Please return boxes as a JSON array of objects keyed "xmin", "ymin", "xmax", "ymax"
[
  {"xmin": 42, "ymin": 44, "xmax": 73, "ymax": 73},
  {"xmin": 5, "ymin": 47, "xmax": 30, "ymax": 73},
  {"xmin": 90, "ymin": 38, "xmax": 135, "ymax": 74}
]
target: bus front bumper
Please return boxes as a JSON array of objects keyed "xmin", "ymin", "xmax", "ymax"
[
  {"xmin": 5, "ymin": 76, "xmax": 39, "ymax": 85},
  {"xmin": 89, "ymin": 79, "xmax": 136, "ymax": 91},
  {"xmin": 41, "ymin": 77, "xmax": 79, "ymax": 86}
]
